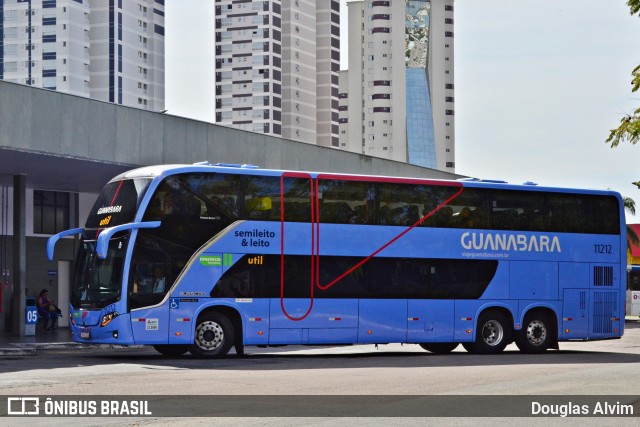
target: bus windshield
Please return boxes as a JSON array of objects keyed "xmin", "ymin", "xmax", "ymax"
[
  {"xmin": 71, "ymin": 234, "xmax": 129, "ymax": 309},
  {"xmin": 85, "ymin": 178, "xmax": 152, "ymax": 229}
]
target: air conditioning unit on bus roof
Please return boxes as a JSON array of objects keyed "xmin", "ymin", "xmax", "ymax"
[{"xmin": 193, "ymin": 161, "xmax": 260, "ymax": 169}]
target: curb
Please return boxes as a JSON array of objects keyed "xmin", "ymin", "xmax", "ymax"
[
  {"xmin": 0, "ymin": 347, "xmax": 37, "ymax": 356},
  {"xmin": 12, "ymin": 342, "xmax": 93, "ymax": 350},
  {"xmin": 0, "ymin": 343, "xmax": 145, "ymax": 356},
  {"xmin": 0, "ymin": 342, "xmax": 86, "ymax": 356}
]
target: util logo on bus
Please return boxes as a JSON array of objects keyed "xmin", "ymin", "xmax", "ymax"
[
  {"xmin": 99, "ymin": 215, "xmax": 112, "ymax": 227},
  {"xmin": 247, "ymin": 255, "xmax": 264, "ymax": 265},
  {"xmin": 461, "ymin": 232, "xmax": 561, "ymax": 253}
]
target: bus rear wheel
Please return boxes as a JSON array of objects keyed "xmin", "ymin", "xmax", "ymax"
[
  {"xmin": 515, "ymin": 312, "xmax": 551, "ymax": 354},
  {"xmin": 190, "ymin": 312, "xmax": 235, "ymax": 358},
  {"xmin": 419, "ymin": 343, "xmax": 459, "ymax": 354},
  {"xmin": 463, "ymin": 310, "xmax": 510, "ymax": 354},
  {"xmin": 153, "ymin": 344, "xmax": 189, "ymax": 357}
]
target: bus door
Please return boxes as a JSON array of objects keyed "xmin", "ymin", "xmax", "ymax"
[{"xmin": 128, "ymin": 259, "xmax": 173, "ymax": 344}]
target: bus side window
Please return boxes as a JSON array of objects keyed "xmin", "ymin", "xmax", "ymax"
[
  {"xmin": 629, "ymin": 271, "xmax": 640, "ymax": 291},
  {"xmin": 319, "ymin": 179, "xmax": 374, "ymax": 225},
  {"xmin": 352, "ymin": 204, "xmax": 369, "ymax": 224},
  {"xmin": 320, "ymin": 201, "xmax": 354, "ymax": 223},
  {"xmin": 433, "ymin": 206, "xmax": 454, "ymax": 227}
]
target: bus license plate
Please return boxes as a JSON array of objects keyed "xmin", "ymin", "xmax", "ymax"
[{"xmin": 80, "ymin": 328, "xmax": 91, "ymax": 339}]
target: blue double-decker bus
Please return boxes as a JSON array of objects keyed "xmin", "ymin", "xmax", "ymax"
[{"xmin": 47, "ymin": 163, "xmax": 626, "ymax": 357}]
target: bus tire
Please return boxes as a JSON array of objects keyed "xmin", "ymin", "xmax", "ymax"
[
  {"xmin": 464, "ymin": 310, "xmax": 510, "ymax": 354},
  {"xmin": 190, "ymin": 312, "xmax": 235, "ymax": 358},
  {"xmin": 153, "ymin": 344, "xmax": 189, "ymax": 357},
  {"xmin": 419, "ymin": 343, "xmax": 459, "ymax": 354},
  {"xmin": 515, "ymin": 312, "xmax": 551, "ymax": 354}
]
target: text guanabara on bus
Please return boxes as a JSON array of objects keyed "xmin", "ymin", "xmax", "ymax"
[{"xmin": 47, "ymin": 162, "xmax": 626, "ymax": 357}]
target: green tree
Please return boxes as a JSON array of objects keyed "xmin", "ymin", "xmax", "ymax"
[
  {"xmin": 607, "ymin": 0, "xmax": 640, "ymax": 147},
  {"xmin": 608, "ymin": 2, "xmax": 640, "ymax": 254}
]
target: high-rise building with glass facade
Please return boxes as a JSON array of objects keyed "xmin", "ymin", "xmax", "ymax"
[
  {"xmin": 0, "ymin": 0, "xmax": 165, "ymax": 111},
  {"xmin": 339, "ymin": 0, "xmax": 454, "ymax": 172},
  {"xmin": 214, "ymin": 0, "xmax": 340, "ymax": 147}
]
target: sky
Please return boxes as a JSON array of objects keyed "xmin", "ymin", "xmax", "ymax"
[{"xmin": 164, "ymin": 0, "xmax": 640, "ymax": 221}]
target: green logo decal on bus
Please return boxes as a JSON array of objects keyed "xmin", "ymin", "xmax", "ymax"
[
  {"xmin": 200, "ymin": 255, "xmax": 222, "ymax": 266},
  {"xmin": 199, "ymin": 254, "xmax": 233, "ymax": 266},
  {"xmin": 224, "ymin": 253, "xmax": 233, "ymax": 266}
]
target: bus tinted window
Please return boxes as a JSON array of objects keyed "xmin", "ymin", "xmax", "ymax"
[
  {"xmin": 244, "ymin": 176, "xmax": 282, "ymax": 220},
  {"xmin": 545, "ymin": 193, "xmax": 591, "ymax": 233},
  {"xmin": 492, "ymin": 190, "xmax": 543, "ymax": 231},
  {"xmin": 593, "ymin": 196, "xmax": 620, "ymax": 234},
  {"xmin": 144, "ymin": 173, "xmax": 314, "ymax": 224},
  {"xmin": 144, "ymin": 174, "xmax": 234, "ymax": 221},
  {"xmin": 211, "ymin": 255, "xmax": 312, "ymax": 299},
  {"xmin": 280, "ymin": 177, "xmax": 312, "ymax": 222},
  {"xmin": 319, "ymin": 180, "xmax": 374, "ymax": 224},
  {"xmin": 629, "ymin": 270, "xmax": 640, "ymax": 291},
  {"xmin": 442, "ymin": 187, "xmax": 490, "ymax": 229},
  {"xmin": 127, "ymin": 233, "xmax": 173, "ymax": 310},
  {"xmin": 371, "ymin": 257, "xmax": 497, "ymax": 299},
  {"xmin": 141, "ymin": 174, "xmax": 620, "ymax": 235},
  {"xmin": 318, "ymin": 179, "xmax": 463, "ymax": 226},
  {"xmin": 317, "ymin": 257, "xmax": 372, "ymax": 296},
  {"xmin": 211, "ymin": 255, "xmax": 497, "ymax": 299},
  {"xmin": 377, "ymin": 183, "xmax": 428, "ymax": 226},
  {"xmin": 488, "ymin": 190, "xmax": 619, "ymax": 235}
]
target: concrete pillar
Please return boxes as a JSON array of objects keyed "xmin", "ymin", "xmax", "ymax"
[{"xmin": 11, "ymin": 174, "xmax": 26, "ymax": 336}]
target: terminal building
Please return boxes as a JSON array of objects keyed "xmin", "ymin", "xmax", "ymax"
[{"xmin": 0, "ymin": 80, "xmax": 461, "ymax": 334}]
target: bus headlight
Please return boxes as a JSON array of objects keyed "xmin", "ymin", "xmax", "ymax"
[{"xmin": 101, "ymin": 312, "xmax": 119, "ymax": 327}]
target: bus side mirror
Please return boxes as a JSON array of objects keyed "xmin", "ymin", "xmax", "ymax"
[
  {"xmin": 96, "ymin": 221, "xmax": 161, "ymax": 259},
  {"xmin": 47, "ymin": 228, "xmax": 84, "ymax": 261}
]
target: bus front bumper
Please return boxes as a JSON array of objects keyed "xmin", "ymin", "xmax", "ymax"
[{"xmin": 70, "ymin": 314, "xmax": 135, "ymax": 345}]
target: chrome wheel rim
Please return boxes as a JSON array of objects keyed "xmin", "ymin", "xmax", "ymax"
[
  {"xmin": 525, "ymin": 320, "xmax": 547, "ymax": 346},
  {"xmin": 195, "ymin": 321, "xmax": 224, "ymax": 351},
  {"xmin": 481, "ymin": 320, "xmax": 504, "ymax": 346}
]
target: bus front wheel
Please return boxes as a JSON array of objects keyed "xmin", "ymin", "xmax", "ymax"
[
  {"xmin": 515, "ymin": 312, "xmax": 551, "ymax": 354},
  {"xmin": 190, "ymin": 312, "xmax": 235, "ymax": 358},
  {"xmin": 463, "ymin": 311, "xmax": 510, "ymax": 354},
  {"xmin": 419, "ymin": 343, "xmax": 459, "ymax": 354}
]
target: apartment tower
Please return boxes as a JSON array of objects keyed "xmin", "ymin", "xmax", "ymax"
[
  {"xmin": 215, "ymin": 0, "xmax": 340, "ymax": 147},
  {"xmin": 0, "ymin": 0, "xmax": 165, "ymax": 110},
  {"xmin": 339, "ymin": 0, "xmax": 455, "ymax": 172}
]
